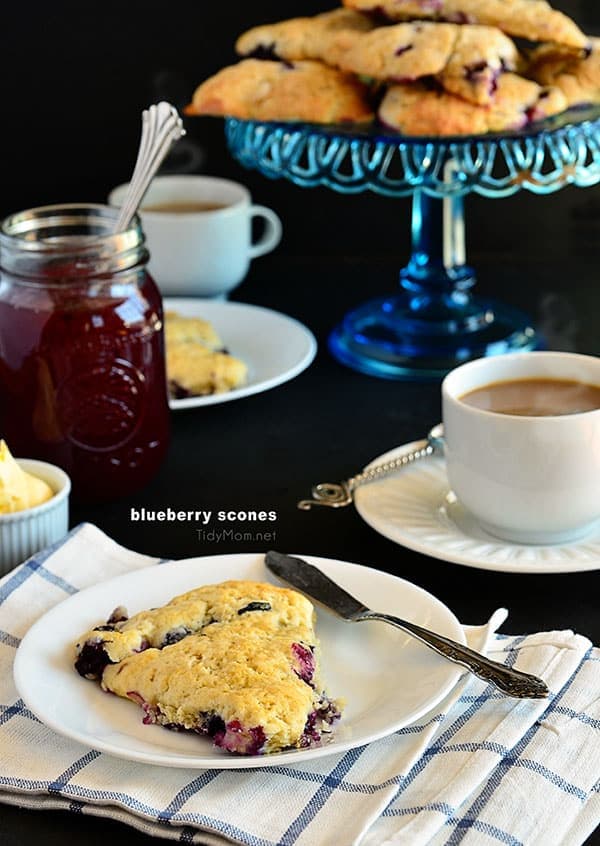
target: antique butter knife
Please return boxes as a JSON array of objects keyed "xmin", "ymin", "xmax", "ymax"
[{"xmin": 265, "ymin": 551, "xmax": 549, "ymax": 700}]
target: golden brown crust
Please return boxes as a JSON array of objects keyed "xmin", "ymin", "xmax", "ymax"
[{"xmin": 186, "ymin": 59, "xmax": 375, "ymax": 124}]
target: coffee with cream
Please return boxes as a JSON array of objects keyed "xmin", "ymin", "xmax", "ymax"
[
  {"xmin": 459, "ymin": 377, "xmax": 600, "ymax": 416},
  {"xmin": 143, "ymin": 201, "xmax": 228, "ymax": 213}
]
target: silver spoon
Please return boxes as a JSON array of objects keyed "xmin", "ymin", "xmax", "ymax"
[
  {"xmin": 113, "ymin": 101, "xmax": 186, "ymax": 234},
  {"xmin": 298, "ymin": 423, "xmax": 444, "ymax": 510}
]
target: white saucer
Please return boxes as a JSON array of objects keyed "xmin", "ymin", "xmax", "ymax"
[
  {"xmin": 164, "ymin": 298, "xmax": 317, "ymax": 410},
  {"xmin": 354, "ymin": 440, "xmax": 600, "ymax": 574}
]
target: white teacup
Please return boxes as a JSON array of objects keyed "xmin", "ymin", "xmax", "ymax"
[
  {"xmin": 442, "ymin": 351, "xmax": 600, "ymax": 545},
  {"xmin": 108, "ymin": 175, "xmax": 282, "ymax": 298}
]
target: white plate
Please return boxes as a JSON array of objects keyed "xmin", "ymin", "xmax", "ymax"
[
  {"xmin": 14, "ymin": 553, "xmax": 465, "ymax": 769},
  {"xmin": 355, "ymin": 441, "xmax": 600, "ymax": 575},
  {"xmin": 164, "ymin": 299, "xmax": 317, "ymax": 409}
]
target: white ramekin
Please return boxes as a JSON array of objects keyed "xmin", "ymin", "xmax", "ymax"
[{"xmin": 0, "ymin": 459, "xmax": 71, "ymax": 577}]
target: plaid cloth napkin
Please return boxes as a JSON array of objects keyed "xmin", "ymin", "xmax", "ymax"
[{"xmin": 1, "ymin": 524, "xmax": 599, "ymax": 846}]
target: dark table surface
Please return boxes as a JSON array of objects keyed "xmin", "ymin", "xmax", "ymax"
[{"xmin": 2, "ymin": 178, "xmax": 600, "ymax": 844}]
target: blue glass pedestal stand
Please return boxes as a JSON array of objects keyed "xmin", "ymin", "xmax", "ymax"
[{"xmin": 226, "ymin": 108, "xmax": 600, "ymax": 379}]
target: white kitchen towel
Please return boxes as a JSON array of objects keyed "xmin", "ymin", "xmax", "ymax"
[{"xmin": 0, "ymin": 524, "xmax": 598, "ymax": 846}]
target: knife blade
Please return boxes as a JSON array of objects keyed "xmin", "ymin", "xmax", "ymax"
[{"xmin": 265, "ymin": 550, "xmax": 370, "ymax": 621}]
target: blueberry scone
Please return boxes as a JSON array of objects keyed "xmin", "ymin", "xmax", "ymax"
[
  {"xmin": 237, "ymin": 15, "xmax": 518, "ymax": 106},
  {"xmin": 186, "ymin": 59, "xmax": 374, "ymax": 124},
  {"xmin": 167, "ymin": 342, "xmax": 247, "ymax": 398},
  {"xmin": 527, "ymin": 38, "xmax": 600, "ymax": 107},
  {"xmin": 74, "ymin": 580, "xmax": 342, "ymax": 755},
  {"xmin": 164, "ymin": 311, "xmax": 247, "ymax": 398},
  {"xmin": 342, "ymin": 0, "xmax": 588, "ymax": 49},
  {"xmin": 235, "ymin": 8, "xmax": 375, "ymax": 67},
  {"xmin": 379, "ymin": 73, "xmax": 567, "ymax": 135},
  {"xmin": 337, "ymin": 23, "xmax": 518, "ymax": 105}
]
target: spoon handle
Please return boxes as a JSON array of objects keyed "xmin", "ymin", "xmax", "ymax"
[
  {"xmin": 359, "ymin": 611, "xmax": 549, "ymax": 699},
  {"xmin": 297, "ymin": 424, "xmax": 443, "ymax": 511},
  {"xmin": 113, "ymin": 102, "xmax": 185, "ymax": 234}
]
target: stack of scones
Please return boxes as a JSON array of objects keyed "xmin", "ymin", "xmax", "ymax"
[{"xmin": 187, "ymin": 1, "xmax": 599, "ymax": 135}]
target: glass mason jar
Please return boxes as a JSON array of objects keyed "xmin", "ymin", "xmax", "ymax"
[{"xmin": 0, "ymin": 204, "xmax": 170, "ymax": 501}]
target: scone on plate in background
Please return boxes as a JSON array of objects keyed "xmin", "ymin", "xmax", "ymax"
[
  {"xmin": 167, "ymin": 343, "xmax": 248, "ymax": 399},
  {"xmin": 164, "ymin": 311, "xmax": 248, "ymax": 399}
]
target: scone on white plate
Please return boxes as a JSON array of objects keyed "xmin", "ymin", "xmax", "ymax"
[
  {"xmin": 74, "ymin": 580, "xmax": 343, "ymax": 755},
  {"xmin": 164, "ymin": 311, "xmax": 248, "ymax": 398}
]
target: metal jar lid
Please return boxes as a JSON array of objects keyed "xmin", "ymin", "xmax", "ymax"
[{"xmin": 0, "ymin": 203, "xmax": 148, "ymax": 278}]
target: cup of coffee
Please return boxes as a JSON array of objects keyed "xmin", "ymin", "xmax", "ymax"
[
  {"xmin": 442, "ymin": 351, "xmax": 600, "ymax": 545},
  {"xmin": 108, "ymin": 175, "xmax": 282, "ymax": 298}
]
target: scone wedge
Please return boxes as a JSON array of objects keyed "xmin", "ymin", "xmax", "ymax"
[
  {"xmin": 75, "ymin": 580, "xmax": 342, "ymax": 755},
  {"xmin": 186, "ymin": 59, "xmax": 374, "ymax": 124}
]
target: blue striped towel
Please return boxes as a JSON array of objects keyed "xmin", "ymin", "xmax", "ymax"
[{"xmin": 1, "ymin": 524, "xmax": 598, "ymax": 846}]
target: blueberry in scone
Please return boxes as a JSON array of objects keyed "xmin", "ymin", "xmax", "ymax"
[
  {"xmin": 526, "ymin": 37, "xmax": 600, "ymax": 107},
  {"xmin": 342, "ymin": 0, "xmax": 588, "ymax": 49},
  {"xmin": 440, "ymin": 25, "xmax": 519, "ymax": 105},
  {"xmin": 379, "ymin": 73, "xmax": 567, "ymax": 135},
  {"xmin": 336, "ymin": 22, "xmax": 458, "ymax": 81},
  {"xmin": 185, "ymin": 59, "xmax": 375, "ymax": 124},
  {"xmin": 75, "ymin": 580, "xmax": 343, "ymax": 755}
]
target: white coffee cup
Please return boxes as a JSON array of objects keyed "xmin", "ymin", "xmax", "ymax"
[
  {"xmin": 108, "ymin": 175, "xmax": 282, "ymax": 298},
  {"xmin": 442, "ymin": 351, "xmax": 600, "ymax": 545}
]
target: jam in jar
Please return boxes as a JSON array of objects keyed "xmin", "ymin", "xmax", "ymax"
[{"xmin": 0, "ymin": 204, "xmax": 170, "ymax": 501}]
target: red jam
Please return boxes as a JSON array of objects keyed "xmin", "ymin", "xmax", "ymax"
[{"xmin": 0, "ymin": 205, "xmax": 170, "ymax": 501}]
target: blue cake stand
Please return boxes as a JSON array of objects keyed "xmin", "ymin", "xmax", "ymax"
[{"xmin": 226, "ymin": 106, "xmax": 600, "ymax": 380}]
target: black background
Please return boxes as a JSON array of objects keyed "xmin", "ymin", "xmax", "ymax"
[{"xmin": 1, "ymin": 2, "xmax": 600, "ymax": 844}]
